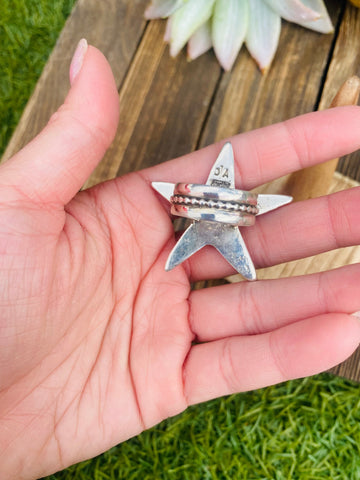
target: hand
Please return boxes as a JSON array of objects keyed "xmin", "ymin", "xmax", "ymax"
[{"xmin": 1, "ymin": 44, "xmax": 360, "ymax": 480}]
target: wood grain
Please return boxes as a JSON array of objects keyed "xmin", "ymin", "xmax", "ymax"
[
  {"xmin": 2, "ymin": 0, "xmax": 148, "ymax": 162},
  {"xmin": 285, "ymin": 76, "xmax": 360, "ymax": 201}
]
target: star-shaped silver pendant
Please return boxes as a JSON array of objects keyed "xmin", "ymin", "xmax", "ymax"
[{"xmin": 152, "ymin": 142, "xmax": 292, "ymax": 280}]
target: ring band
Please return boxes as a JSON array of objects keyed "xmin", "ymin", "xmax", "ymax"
[{"xmin": 170, "ymin": 183, "xmax": 259, "ymax": 226}]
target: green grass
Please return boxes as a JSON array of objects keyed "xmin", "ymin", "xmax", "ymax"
[
  {"xmin": 0, "ymin": 0, "xmax": 75, "ymax": 157},
  {"xmin": 45, "ymin": 375, "xmax": 360, "ymax": 480},
  {"xmin": 2, "ymin": 1, "xmax": 360, "ymax": 479}
]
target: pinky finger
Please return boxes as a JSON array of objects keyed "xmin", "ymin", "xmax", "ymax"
[{"xmin": 183, "ymin": 314, "xmax": 360, "ymax": 406}]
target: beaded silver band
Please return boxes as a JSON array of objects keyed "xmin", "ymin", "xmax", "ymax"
[
  {"xmin": 170, "ymin": 183, "xmax": 259, "ymax": 227},
  {"xmin": 171, "ymin": 194, "xmax": 259, "ymax": 215}
]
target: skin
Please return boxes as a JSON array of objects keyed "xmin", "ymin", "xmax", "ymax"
[{"xmin": 0, "ymin": 45, "xmax": 360, "ymax": 479}]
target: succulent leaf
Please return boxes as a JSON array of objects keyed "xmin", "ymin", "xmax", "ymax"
[
  {"xmin": 187, "ymin": 20, "xmax": 212, "ymax": 60},
  {"xmin": 164, "ymin": 16, "xmax": 173, "ymax": 42},
  {"xmin": 263, "ymin": 0, "xmax": 320, "ymax": 22},
  {"xmin": 212, "ymin": 0, "xmax": 249, "ymax": 71},
  {"xmin": 170, "ymin": 0, "xmax": 216, "ymax": 57},
  {"xmin": 246, "ymin": 0, "xmax": 281, "ymax": 72},
  {"xmin": 145, "ymin": 0, "xmax": 186, "ymax": 19},
  {"xmin": 295, "ymin": 0, "xmax": 334, "ymax": 33}
]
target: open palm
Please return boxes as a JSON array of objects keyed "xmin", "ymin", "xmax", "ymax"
[{"xmin": 1, "ymin": 46, "xmax": 360, "ymax": 480}]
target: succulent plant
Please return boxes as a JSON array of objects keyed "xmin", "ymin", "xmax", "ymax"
[{"xmin": 145, "ymin": 0, "xmax": 334, "ymax": 72}]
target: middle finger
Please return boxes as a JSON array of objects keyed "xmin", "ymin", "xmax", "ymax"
[{"xmin": 186, "ymin": 186, "xmax": 360, "ymax": 281}]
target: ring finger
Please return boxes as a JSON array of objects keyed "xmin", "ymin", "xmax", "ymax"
[{"xmin": 189, "ymin": 263, "xmax": 360, "ymax": 342}]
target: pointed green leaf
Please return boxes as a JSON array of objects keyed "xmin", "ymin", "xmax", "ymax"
[
  {"xmin": 164, "ymin": 16, "xmax": 173, "ymax": 42},
  {"xmin": 212, "ymin": 0, "xmax": 249, "ymax": 71},
  {"xmin": 145, "ymin": 0, "xmax": 186, "ymax": 19},
  {"xmin": 170, "ymin": 0, "xmax": 216, "ymax": 56},
  {"xmin": 246, "ymin": 0, "xmax": 281, "ymax": 72},
  {"xmin": 187, "ymin": 20, "xmax": 212, "ymax": 60},
  {"xmin": 296, "ymin": 0, "xmax": 334, "ymax": 33},
  {"xmin": 263, "ymin": 0, "xmax": 320, "ymax": 22}
]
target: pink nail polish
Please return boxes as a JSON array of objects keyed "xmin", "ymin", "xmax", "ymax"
[
  {"xmin": 70, "ymin": 38, "xmax": 88, "ymax": 85},
  {"xmin": 352, "ymin": 311, "xmax": 360, "ymax": 320}
]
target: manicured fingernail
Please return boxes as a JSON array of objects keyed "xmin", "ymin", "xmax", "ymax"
[
  {"xmin": 351, "ymin": 311, "xmax": 360, "ymax": 320},
  {"xmin": 70, "ymin": 38, "xmax": 88, "ymax": 85}
]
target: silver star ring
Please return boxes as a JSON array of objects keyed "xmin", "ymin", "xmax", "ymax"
[{"xmin": 152, "ymin": 142, "xmax": 292, "ymax": 281}]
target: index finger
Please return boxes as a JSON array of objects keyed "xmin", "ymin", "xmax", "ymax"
[{"xmin": 140, "ymin": 106, "xmax": 360, "ymax": 189}]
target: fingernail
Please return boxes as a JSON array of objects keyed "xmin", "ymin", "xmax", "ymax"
[
  {"xmin": 351, "ymin": 311, "xmax": 360, "ymax": 320},
  {"xmin": 70, "ymin": 38, "xmax": 88, "ymax": 85}
]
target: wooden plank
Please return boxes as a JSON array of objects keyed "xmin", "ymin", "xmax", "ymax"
[
  {"xmin": 317, "ymin": 5, "xmax": 360, "ymax": 112},
  {"xmin": 319, "ymin": 4, "xmax": 360, "ymax": 182},
  {"xmin": 199, "ymin": 1, "xmax": 343, "ymax": 146},
  {"xmin": 2, "ymin": 0, "xmax": 148, "ymax": 162},
  {"xmin": 85, "ymin": 21, "xmax": 222, "ymax": 187}
]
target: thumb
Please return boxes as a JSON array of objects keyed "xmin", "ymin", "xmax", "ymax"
[{"xmin": 0, "ymin": 39, "xmax": 119, "ymax": 206}]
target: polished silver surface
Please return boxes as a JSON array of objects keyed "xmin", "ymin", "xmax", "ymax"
[
  {"xmin": 152, "ymin": 142, "xmax": 292, "ymax": 280},
  {"xmin": 165, "ymin": 221, "xmax": 256, "ymax": 280},
  {"xmin": 257, "ymin": 193, "xmax": 292, "ymax": 215},
  {"xmin": 152, "ymin": 181, "xmax": 175, "ymax": 202},
  {"xmin": 206, "ymin": 141, "xmax": 236, "ymax": 188}
]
